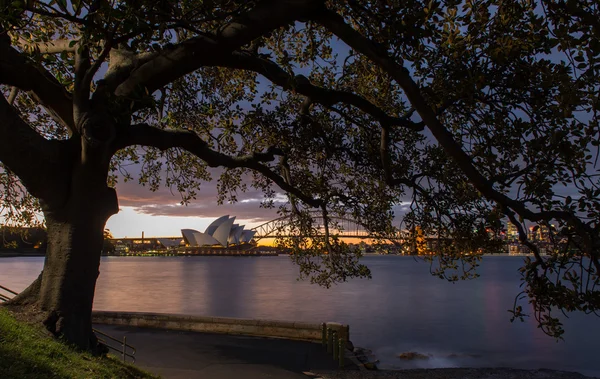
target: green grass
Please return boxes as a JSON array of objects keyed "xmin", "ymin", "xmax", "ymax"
[{"xmin": 0, "ymin": 308, "xmax": 159, "ymax": 379}]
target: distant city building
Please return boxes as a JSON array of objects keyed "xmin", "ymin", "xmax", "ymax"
[
  {"xmin": 527, "ymin": 224, "xmax": 553, "ymax": 242},
  {"xmin": 181, "ymin": 216, "xmax": 256, "ymax": 247},
  {"xmin": 507, "ymin": 222, "xmax": 518, "ymax": 240},
  {"xmin": 504, "ymin": 221, "xmax": 556, "ymax": 255},
  {"xmin": 157, "ymin": 239, "xmax": 181, "ymax": 248}
]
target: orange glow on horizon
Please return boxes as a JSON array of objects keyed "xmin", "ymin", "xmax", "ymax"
[{"xmin": 255, "ymin": 237, "xmax": 379, "ymax": 248}]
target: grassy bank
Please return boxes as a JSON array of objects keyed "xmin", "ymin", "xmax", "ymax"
[{"xmin": 0, "ymin": 308, "xmax": 158, "ymax": 379}]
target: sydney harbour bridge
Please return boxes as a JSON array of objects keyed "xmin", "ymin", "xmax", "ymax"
[
  {"xmin": 248, "ymin": 213, "xmax": 406, "ymax": 242},
  {"xmin": 109, "ymin": 212, "xmax": 412, "ymax": 250}
]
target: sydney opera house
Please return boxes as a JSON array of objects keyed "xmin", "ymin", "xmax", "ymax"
[{"xmin": 180, "ymin": 215, "xmax": 256, "ymax": 248}]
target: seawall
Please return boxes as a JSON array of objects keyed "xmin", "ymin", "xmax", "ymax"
[{"xmin": 92, "ymin": 311, "xmax": 349, "ymax": 343}]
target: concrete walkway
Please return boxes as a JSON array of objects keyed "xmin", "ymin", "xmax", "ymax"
[{"xmin": 94, "ymin": 324, "xmax": 354, "ymax": 379}]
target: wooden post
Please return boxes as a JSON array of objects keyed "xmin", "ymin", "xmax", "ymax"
[
  {"xmin": 321, "ymin": 323, "xmax": 327, "ymax": 347},
  {"xmin": 327, "ymin": 328, "xmax": 333, "ymax": 354},
  {"xmin": 333, "ymin": 331, "xmax": 339, "ymax": 360},
  {"xmin": 122, "ymin": 336, "xmax": 127, "ymax": 362},
  {"xmin": 338, "ymin": 338, "xmax": 345, "ymax": 368}
]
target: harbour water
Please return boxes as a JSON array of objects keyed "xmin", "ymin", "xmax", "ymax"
[{"xmin": 0, "ymin": 255, "xmax": 598, "ymax": 376}]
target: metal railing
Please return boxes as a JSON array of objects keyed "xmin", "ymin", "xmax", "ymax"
[
  {"xmin": 0, "ymin": 284, "xmax": 18, "ymax": 302},
  {"xmin": 93, "ymin": 328, "xmax": 136, "ymax": 363}
]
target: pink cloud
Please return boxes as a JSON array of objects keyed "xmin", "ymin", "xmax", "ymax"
[{"xmin": 134, "ymin": 202, "xmax": 280, "ymax": 223}]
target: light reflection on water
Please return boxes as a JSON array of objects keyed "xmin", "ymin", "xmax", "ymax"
[{"xmin": 0, "ymin": 255, "xmax": 598, "ymax": 376}]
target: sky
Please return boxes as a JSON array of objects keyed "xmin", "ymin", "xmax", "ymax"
[
  {"xmin": 105, "ymin": 173, "xmax": 284, "ymax": 237},
  {"xmin": 105, "ymin": 172, "xmax": 414, "ymax": 238}
]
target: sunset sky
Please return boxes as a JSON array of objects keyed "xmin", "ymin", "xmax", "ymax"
[
  {"xmin": 104, "ymin": 169, "xmax": 415, "ymax": 239},
  {"xmin": 105, "ymin": 172, "xmax": 283, "ymax": 238}
]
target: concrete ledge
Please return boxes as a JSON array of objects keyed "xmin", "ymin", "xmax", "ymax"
[{"xmin": 92, "ymin": 311, "xmax": 349, "ymax": 343}]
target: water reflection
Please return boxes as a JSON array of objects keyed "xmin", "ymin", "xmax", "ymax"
[
  {"xmin": 0, "ymin": 257, "xmax": 43, "ymax": 292},
  {"xmin": 0, "ymin": 255, "xmax": 598, "ymax": 376}
]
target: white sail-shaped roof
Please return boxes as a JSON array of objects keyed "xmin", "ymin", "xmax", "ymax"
[
  {"xmin": 193, "ymin": 232, "xmax": 220, "ymax": 246},
  {"xmin": 205, "ymin": 215, "xmax": 230, "ymax": 236},
  {"xmin": 157, "ymin": 238, "xmax": 182, "ymax": 248},
  {"xmin": 182, "ymin": 217, "xmax": 257, "ymax": 247},
  {"xmin": 181, "ymin": 229, "xmax": 200, "ymax": 246},
  {"xmin": 240, "ymin": 230, "xmax": 256, "ymax": 243},
  {"xmin": 212, "ymin": 216, "xmax": 235, "ymax": 247},
  {"xmin": 228, "ymin": 224, "xmax": 244, "ymax": 244}
]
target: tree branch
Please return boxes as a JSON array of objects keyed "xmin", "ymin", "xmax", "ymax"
[
  {"xmin": 211, "ymin": 51, "xmax": 424, "ymax": 131},
  {"xmin": 14, "ymin": 37, "xmax": 78, "ymax": 54},
  {"xmin": 0, "ymin": 93, "xmax": 70, "ymax": 207},
  {"xmin": 112, "ymin": 0, "xmax": 324, "ymax": 97},
  {"xmin": 73, "ymin": 43, "xmax": 91, "ymax": 127},
  {"xmin": 0, "ymin": 39, "xmax": 75, "ymax": 133},
  {"xmin": 7, "ymin": 87, "xmax": 18, "ymax": 105},
  {"xmin": 505, "ymin": 208, "xmax": 547, "ymax": 269},
  {"xmin": 315, "ymin": 8, "xmax": 589, "ymax": 231},
  {"xmin": 27, "ymin": 4, "xmax": 88, "ymax": 26},
  {"xmin": 115, "ymin": 123, "xmax": 323, "ymax": 208}
]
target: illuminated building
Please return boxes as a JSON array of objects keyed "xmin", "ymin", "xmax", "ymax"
[
  {"xmin": 181, "ymin": 216, "xmax": 257, "ymax": 247},
  {"xmin": 507, "ymin": 222, "xmax": 518, "ymax": 240}
]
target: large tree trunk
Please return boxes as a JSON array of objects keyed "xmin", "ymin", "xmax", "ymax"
[
  {"xmin": 10, "ymin": 166, "xmax": 118, "ymax": 352},
  {"xmin": 38, "ymin": 211, "xmax": 108, "ymax": 350}
]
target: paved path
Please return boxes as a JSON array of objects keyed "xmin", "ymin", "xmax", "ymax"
[{"xmin": 94, "ymin": 324, "xmax": 354, "ymax": 379}]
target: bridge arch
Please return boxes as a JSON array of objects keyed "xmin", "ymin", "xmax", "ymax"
[{"xmin": 249, "ymin": 213, "xmax": 396, "ymax": 241}]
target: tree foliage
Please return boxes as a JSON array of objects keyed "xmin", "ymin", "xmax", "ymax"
[{"xmin": 0, "ymin": 0, "xmax": 599, "ymax": 340}]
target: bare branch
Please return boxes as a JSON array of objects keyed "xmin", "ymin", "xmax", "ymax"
[{"xmin": 115, "ymin": 123, "xmax": 323, "ymax": 208}]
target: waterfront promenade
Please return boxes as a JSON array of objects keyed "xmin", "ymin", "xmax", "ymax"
[
  {"xmin": 91, "ymin": 324, "xmax": 599, "ymax": 379},
  {"xmin": 94, "ymin": 324, "xmax": 350, "ymax": 379}
]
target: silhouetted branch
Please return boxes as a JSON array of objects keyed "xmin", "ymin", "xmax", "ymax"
[
  {"xmin": 0, "ymin": 39, "xmax": 75, "ymax": 132},
  {"xmin": 211, "ymin": 51, "xmax": 424, "ymax": 131},
  {"xmin": 117, "ymin": 123, "xmax": 323, "ymax": 208}
]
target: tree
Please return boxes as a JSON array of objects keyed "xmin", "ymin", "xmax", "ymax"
[
  {"xmin": 102, "ymin": 228, "xmax": 115, "ymax": 254},
  {"xmin": 1, "ymin": 226, "xmax": 46, "ymax": 250},
  {"xmin": 1, "ymin": 0, "xmax": 599, "ymax": 350}
]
